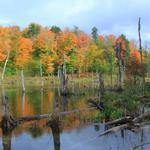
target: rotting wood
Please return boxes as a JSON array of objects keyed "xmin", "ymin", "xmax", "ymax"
[
  {"xmin": 99, "ymin": 112, "xmax": 150, "ymax": 136},
  {"xmin": 105, "ymin": 116, "xmax": 133, "ymax": 127}
]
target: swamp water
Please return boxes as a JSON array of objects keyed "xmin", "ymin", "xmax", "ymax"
[{"xmin": 0, "ymin": 85, "xmax": 150, "ymax": 150}]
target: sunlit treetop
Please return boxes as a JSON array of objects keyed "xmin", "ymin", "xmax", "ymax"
[
  {"xmin": 99, "ymin": 35, "xmax": 105, "ymax": 42},
  {"xmin": 34, "ymin": 28, "xmax": 56, "ymax": 54},
  {"xmin": 77, "ymin": 32, "xmax": 90, "ymax": 48},
  {"xmin": 108, "ymin": 34, "xmax": 116, "ymax": 44}
]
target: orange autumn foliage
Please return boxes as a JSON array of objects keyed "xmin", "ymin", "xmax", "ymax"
[
  {"xmin": 15, "ymin": 37, "xmax": 33, "ymax": 68},
  {"xmin": 0, "ymin": 27, "xmax": 12, "ymax": 61},
  {"xmin": 34, "ymin": 28, "xmax": 56, "ymax": 53},
  {"xmin": 108, "ymin": 34, "xmax": 116, "ymax": 44},
  {"xmin": 99, "ymin": 35, "xmax": 105, "ymax": 42},
  {"xmin": 41, "ymin": 54, "xmax": 55, "ymax": 73},
  {"xmin": 77, "ymin": 33, "xmax": 90, "ymax": 48},
  {"xmin": 115, "ymin": 36, "xmax": 127, "ymax": 60},
  {"xmin": 0, "ymin": 49, "xmax": 6, "ymax": 61},
  {"xmin": 129, "ymin": 41, "xmax": 137, "ymax": 52},
  {"xmin": 75, "ymin": 33, "xmax": 90, "ymax": 71},
  {"xmin": 34, "ymin": 28, "xmax": 57, "ymax": 73},
  {"xmin": 130, "ymin": 50, "xmax": 142, "ymax": 63}
]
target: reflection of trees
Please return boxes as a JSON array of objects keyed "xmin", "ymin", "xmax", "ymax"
[
  {"xmin": 61, "ymin": 96, "xmax": 68, "ymax": 112},
  {"xmin": 28, "ymin": 89, "xmax": 42, "ymax": 114},
  {"xmin": 28, "ymin": 123, "xmax": 43, "ymax": 138},
  {"xmin": 22, "ymin": 92, "xmax": 25, "ymax": 114},
  {"xmin": 2, "ymin": 129, "xmax": 12, "ymax": 150}
]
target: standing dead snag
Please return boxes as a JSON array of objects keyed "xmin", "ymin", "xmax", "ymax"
[
  {"xmin": 115, "ymin": 35, "xmax": 128, "ymax": 90},
  {"xmin": 1, "ymin": 96, "xmax": 16, "ymax": 132},
  {"xmin": 60, "ymin": 64, "xmax": 68, "ymax": 96},
  {"xmin": 138, "ymin": 17, "xmax": 146, "ymax": 91},
  {"xmin": 46, "ymin": 113, "xmax": 61, "ymax": 150},
  {"xmin": 138, "ymin": 17, "xmax": 143, "ymax": 64},
  {"xmin": 98, "ymin": 72, "xmax": 104, "ymax": 99},
  {"xmin": 1, "ymin": 50, "xmax": 10, "ymax": 81}
]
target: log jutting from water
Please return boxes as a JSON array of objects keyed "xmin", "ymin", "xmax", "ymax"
[{"xmin": 0, "ymin": 107, "xmax": 96, "ymax": 130}]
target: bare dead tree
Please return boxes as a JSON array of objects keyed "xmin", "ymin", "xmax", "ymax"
[
  {"xmin": 138, "ymin": 18, "xmax": 143, "ymax": 64},
  {"xmin": 60, "ymin": 64, "xmax": 68, "ymax": 96},
  {"xmin": 138, "ymin": 17, "xmax": 146, "ymax": 94}
]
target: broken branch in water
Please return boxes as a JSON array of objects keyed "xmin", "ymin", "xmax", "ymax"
[
  {"xmin": 99, "ymin": 112, "xmax": 150, "ymax": 136},
  {"xmin": 105, "ymin": 116, "xmax": 132, "ymax": 127},
  {"xmin": 131, "ymin": 142, "xmax": 150, "ymax": 150},
  {"xmin": 99, "ymin": 124, "xmax": 128, "ymax": 136}
]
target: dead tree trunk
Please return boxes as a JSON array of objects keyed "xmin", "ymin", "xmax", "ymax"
[
  {"xmin": 1, "ymin": 50, "xmax": 10, "ymax": 81},
  {"xmin": 138, "ymin": 17, "xmax": 145, "ymax": 94},
  {"xmin": 98, "ymin": 72, "xmax": 104, "ymax": 99},
  {"xmin": 47, "ymin": 114, "xmax": 61, "ymax": 150},
  {"xmin": 138, "ymin": 18, "xmax": 143, "ymax": 64},
  {"xmin": 1, "ymin": 96, "xmax": 15, "ymax": 132},
  {"xmin": 118, "ymin": 59, "xmax": 125, "ymax": 90},
  {"xmin": 60, "ymin": 64, "xmax": 68, "ymax": 96}
]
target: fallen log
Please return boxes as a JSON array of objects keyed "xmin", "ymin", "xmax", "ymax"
[
  {"xmin": 133, "ymin": 112, "xmax": 150, "ymax": 123},
  {"xmin": 99, "ymin": 124, "xmax": 128, "ymax": 136},
  {"xmin": 139, "ymin": 95, "xmax": 150, "ymax": 102},
  {"xmin": 100, "ymin": 112, "xmax": 150, "ymax": 136},
  {"xmin": 88, "ymin": 99, "xmax": 104, "ymax": 110},
  {"xmin": 0, "ymin": 107, "xmax": 96, "ymax": 130},
  {"xmin": 106, "ymin": 116, "xmax": 132, "ymax": 126},
  {"xmin": 131, "ymin": 142, "xmax": 150, "ymax": 150},
  {"xmin": 17, "ymin": 114, "xmax": 52, "ymax": 123}
]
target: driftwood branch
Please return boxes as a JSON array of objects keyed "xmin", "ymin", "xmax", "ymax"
[
  {"xmin": 106, "ymin": 116, "xmax": 132, "ymax": 126},
  {"xmin": 133, "ymin": 112, "xmax": 150, "ymax": 123},
  {"xmin": 131, "ymin": 142, "xmax": 150, "ymax": 150},
  {"xmin": 100, "ymin": 124, "xmax": 128, "ymax": 136},
  {"xmin": 100, "ymin": 112, "xmax": 150, "ymax": 136}
]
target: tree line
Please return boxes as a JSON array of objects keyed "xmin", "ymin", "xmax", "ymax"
[{"xmin": 0, "ymin": 23, "xmax": 150, "ymax": 91}]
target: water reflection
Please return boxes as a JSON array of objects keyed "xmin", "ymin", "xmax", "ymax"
[
  {"xmin": 0, "ymin": 86, "xmax": 97, "ymax": 150},
  {"xmin": 47, "ymin": 114, "xmax": 61, "ymax": 150},
  {"xmin": 2, "ymin": 129, "xmax": 12, "ymax": 150},
  {"xmin": 0, "ymin": 86, "xmax": 150, "ymax": 150}
]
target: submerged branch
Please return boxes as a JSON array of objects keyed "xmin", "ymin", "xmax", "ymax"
[
  {"xmin": 100, "ymin": 124, "xmax": 128, "ymax": 136},
  {"xmin": 99, "ymin": 112, "xmax": 150, "ymax": 136},
  {"xmin": 131, "ymin": 142, "xmax": 150, "ymax": 150}
]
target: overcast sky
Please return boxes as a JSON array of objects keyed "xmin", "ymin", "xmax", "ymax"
[{"xmin": 0, "ymin": 0, "xmax": 150, "ymax": 42}]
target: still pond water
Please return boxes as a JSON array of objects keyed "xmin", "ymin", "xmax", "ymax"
[{"xmin": 0, "ymin": 85, "xmax": 150, "ymax": 150}]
